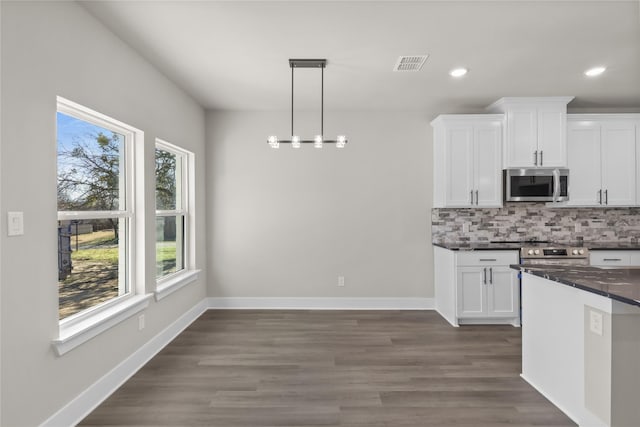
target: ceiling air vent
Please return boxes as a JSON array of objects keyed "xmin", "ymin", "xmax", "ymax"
[{"xmin": 393, "ymin": 55, "xmax": 429, "ymax": 72}]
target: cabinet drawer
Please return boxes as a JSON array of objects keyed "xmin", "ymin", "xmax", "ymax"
[
  {"xmin": 590, "ymin": 251, "xmax": 632, "ymax": 267},
  {"xmin": 456, "ymin": 251, "xmax": 519, "ymax": 266}
]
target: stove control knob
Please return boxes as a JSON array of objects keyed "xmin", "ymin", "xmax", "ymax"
[
  {"xmin": 534, "ymin": 249, "xmax": 540, "ymax": 255},
  {"xmin": 572, "ymin": 249, "xmax": 579, "ymax": 255},
  {"xmin": 527, "ymin": 249, "xmax": 534, "ymax": 255},
  {"xmin": 578, "ymin": 249, "xmax": 585, "ymax": 255}
]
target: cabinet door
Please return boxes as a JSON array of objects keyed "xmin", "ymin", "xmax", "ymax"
[
  {"xmin": 444, "ymin": 127, "xmax": 474, "ymax": 207},
  {"xmin": 537, "ymin": 107, "xmax": 566, "ymax": 167},
  {"xmin": 567, "ymin": 121, "xmax": 602, "ymax": 205},
  {"xmin": 601, "ymin": 122, "xmax": 636, "ymax": 206},
  {"xmin": 506, "ymin": 108, "xmax": 537, "ymax": 167},
  {"xmin": 456, "ymin": 267, "xmax": 486, "ymax": 318},
  {"xmin": 486, "ymin": 267, "xmax": 519, "ymax": 318},
  {"xmin": 474, "ymin": 124, "xmax": 502, "ymax": 207},
  {"xmin": 590, "ymin": 250, "xmax": 632, "ymax": 267}
]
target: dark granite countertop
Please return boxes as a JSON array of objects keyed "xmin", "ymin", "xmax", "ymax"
[
  {"xmin": 511, "ymin": 264, "xmax": 640, "ymax": 307},
  {"xmin": 433, "ymin": 241, "xmax": 640, "ymax": 251}
]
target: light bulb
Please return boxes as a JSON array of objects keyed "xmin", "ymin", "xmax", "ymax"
[
  {"xmin": 449, "ymin": 68, "xmax": 468, "ymax": 77},
  {"xmin": 291, "ymin": 135, "xmax": 301, "ymax": 148},
  {"xmin": 584, "ymin": 66, "xmax": 606, "ymax": 77},
  {"xmin": 314, "ymin": 135, "xmax": 323, "ymax": 148},
  {"xmin": 336, "ymin": 135, "xmax": 347, "ymax": 148},
  {"xmin": 267, "ymin": 135, "xmax": 279, "ymax": 149}
]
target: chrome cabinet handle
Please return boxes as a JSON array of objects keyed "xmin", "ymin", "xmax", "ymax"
[
  {"xmin": 489, "ymin": 267, "xmax": 493, "ymax": 284},
  {"xmin": 479, "ymin": 259, "xmax": 497, "ymax": 262},
  {"xmin": 603, "ymin": 258, "xmax": 622, "ymax": 262},
  {"xmin": 540, "ymin": 150, "xmax": 543, "ymax": 166},
  {"xmin": 598, "ymin": 189, "xmax": 602, "ymax": 205},
  {"xmin": 483, "ymin": 268, "xmax": 487, "ymax": 284},
  {"xmin": 604, "ymin": 189, "xmax": 608, "ymax": 205},
  {"xmin": 534, "ymin": 150, "xmax": 538, "ymax": 166},
  {"xmin": 475, "ymin": 190, "xmax": 479, "ymax": 205},
  {"xmin": 470, "ymin": 190, "xmax": 474, "ymax": 205}
]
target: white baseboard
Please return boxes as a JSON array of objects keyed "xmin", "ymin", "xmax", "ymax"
[
  {"xmin": 40, "ymin": 299, "xmax": 208, "ymax": 427},
  {"xmin": 207, "ymin": 297, "xmax": 434, "ymax": 310},
  {"xmin": 40, "ymin": 296, "xmax": 433, "ymax": 426},
  {"xmin": 434, "ymin": 307, "xmax": 459, "ymax": 327}
]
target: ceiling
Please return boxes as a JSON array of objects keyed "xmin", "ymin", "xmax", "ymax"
[{"xmin": 80, "ymin": 0, "xmax": 640, "ymax": 113}]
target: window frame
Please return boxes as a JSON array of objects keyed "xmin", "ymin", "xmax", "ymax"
[
  {"xmin": 154, "ymin": 139, "xmax": 199, "ymax": 301},
  {"xmin": 54, "ymin": 97, "xmax": 150, "ymax": 356}
]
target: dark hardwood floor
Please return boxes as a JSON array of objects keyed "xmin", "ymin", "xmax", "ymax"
[{"xmin": 80, "ymin": 310, "xmax": 575, "ymax": 426}]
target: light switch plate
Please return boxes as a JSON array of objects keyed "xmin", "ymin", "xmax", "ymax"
[{"xmin": 7, "ymin": 212, "xmax": 24, "ymax": 236}]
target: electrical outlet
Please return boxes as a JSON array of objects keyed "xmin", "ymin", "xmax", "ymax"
[
  {"xmin": 7, "ymin": 211, "xmax": 24, "ymax": 236},
  {"xmin": 138, "ymin": 314, "xmax": 145, "ymax": 331},
  {"xmin": 589, "ymin": 310, "xmax": 603, "ymax": 336},
  {"xmin": 575, "ymin": 222, "xmax": 582, "ymax": 233},
  {"xmin": 462, "ymin": 222, "xmax": 470, "ymax": 233},
  {"xmin": 338, "ymin": 276, "xmax": 345, "ymax": 287}
]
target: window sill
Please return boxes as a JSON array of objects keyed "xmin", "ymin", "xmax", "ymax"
[
  {"xmin": 53, "ymin": 294, "xmax": 153, "ymax": 356},
  {"xmin": 154, "ymin": 269, "xmax": 201, "ymax": 302}
]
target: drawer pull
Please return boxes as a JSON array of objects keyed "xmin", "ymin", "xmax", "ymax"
[
  {"xmin": 603, "ymin": 258, "xmax": 622, "ymax": 261},
  {"xmin": 479, "ymin": 259, "xmax": 497, "ymax": 262}
]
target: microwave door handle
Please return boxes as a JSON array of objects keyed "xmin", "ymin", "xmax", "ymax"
[{"xmin": 552, "ymin": 169, "xmax": 560, "ymax": 202}]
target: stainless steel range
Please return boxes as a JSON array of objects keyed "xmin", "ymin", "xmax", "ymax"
[
  {"xmin": 517, "ymin": 245, "xmax": 589, "ymax": 324},
  {"xmin": 520, "ymin": 246, "xmax": 589, "ymax": 266}
]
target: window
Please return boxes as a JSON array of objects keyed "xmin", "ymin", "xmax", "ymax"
[
  {"xmin": 56, "ymin": 98, "xmax": 148, "ymax": 352},
  {"xmin": 154, "ymin": 139, "xmax": 197, "ymax": 299}
]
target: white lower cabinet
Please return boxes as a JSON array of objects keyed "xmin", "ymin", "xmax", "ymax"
[
  {"xmin": 590, "ymin": 250, "xmax": 640, "ymax": 267},
  {"xmin": 434, "ymin": 247, "xmax": 520, "ymax": 327},
  {"xmin": 457, "ymin": 265, "xmax": 519, "ymax": 320}
]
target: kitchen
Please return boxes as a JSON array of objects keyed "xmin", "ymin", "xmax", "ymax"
[
  {"xmin": 431, "ymin": 96, "xmax": 640, "ymax": 426},
  {"xmin": 1, "ymin": 1, "xmax": 640, "ymax": 426}
]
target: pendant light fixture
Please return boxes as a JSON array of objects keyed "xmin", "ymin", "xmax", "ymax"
[{"xmin": 267, "ymin": 59, "xmax": 347, "ymax": 149}]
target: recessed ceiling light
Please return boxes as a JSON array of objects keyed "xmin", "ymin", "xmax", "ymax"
[
  {"xmin": 584, "ymin": 66, "xmax": 606, "ymax": 77},
  {"xmin": 450, "ymin": 68, "xmax": 468, "ymax": 77}
]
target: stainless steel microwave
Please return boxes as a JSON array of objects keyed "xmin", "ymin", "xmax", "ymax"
[{"xmin": 504, "ymin": 168, "xmax": 569, "ymax": 202}]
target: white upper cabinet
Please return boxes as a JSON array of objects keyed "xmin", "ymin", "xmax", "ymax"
[
  {"xmin": 432, "ymin": 115, "xmax": 503, "ymax": 208},
  {"xmin": 488, "ymin": 97, "xmax": 574, "ymax": 168},
  {"xmin": 567, "ymin": 115, "xmax": 639, "ymax": 206}
]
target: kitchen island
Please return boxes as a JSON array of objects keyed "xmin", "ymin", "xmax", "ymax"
[{"xmin": 512, "ymin": 264, "xmax": 640, "ymax": 427}]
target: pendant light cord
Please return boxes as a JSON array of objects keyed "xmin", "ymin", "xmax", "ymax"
[
  {"xmin": 321, "ymin": 65, "xmax": 324, "ymax": 138},
  {"xmin": 291, "ymin": 65, "xmax": 294, "ymax": 137}
]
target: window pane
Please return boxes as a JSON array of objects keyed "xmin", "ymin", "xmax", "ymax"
[
  {"xmin": 155, "ymin": 148, "xmax": 177, "ymax": 210},
  {"xmin": 57, "ymin": 112, "xmax": 125, "ymax": 211},
  {"xmin": 156, "ymin": 215, "xmax": 184, "ymax": 278},
  {"xmin": 58, "ymin": 219, "xmax": 128, "ymax": 320}
]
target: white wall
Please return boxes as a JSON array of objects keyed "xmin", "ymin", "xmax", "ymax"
[
  {"xmin": 0, "ymin": 2, "xmax": 206, "ymax": 426},
  {"xmin": 206, "ymin": 110, "xmax": 433, "ymax": 301}
]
